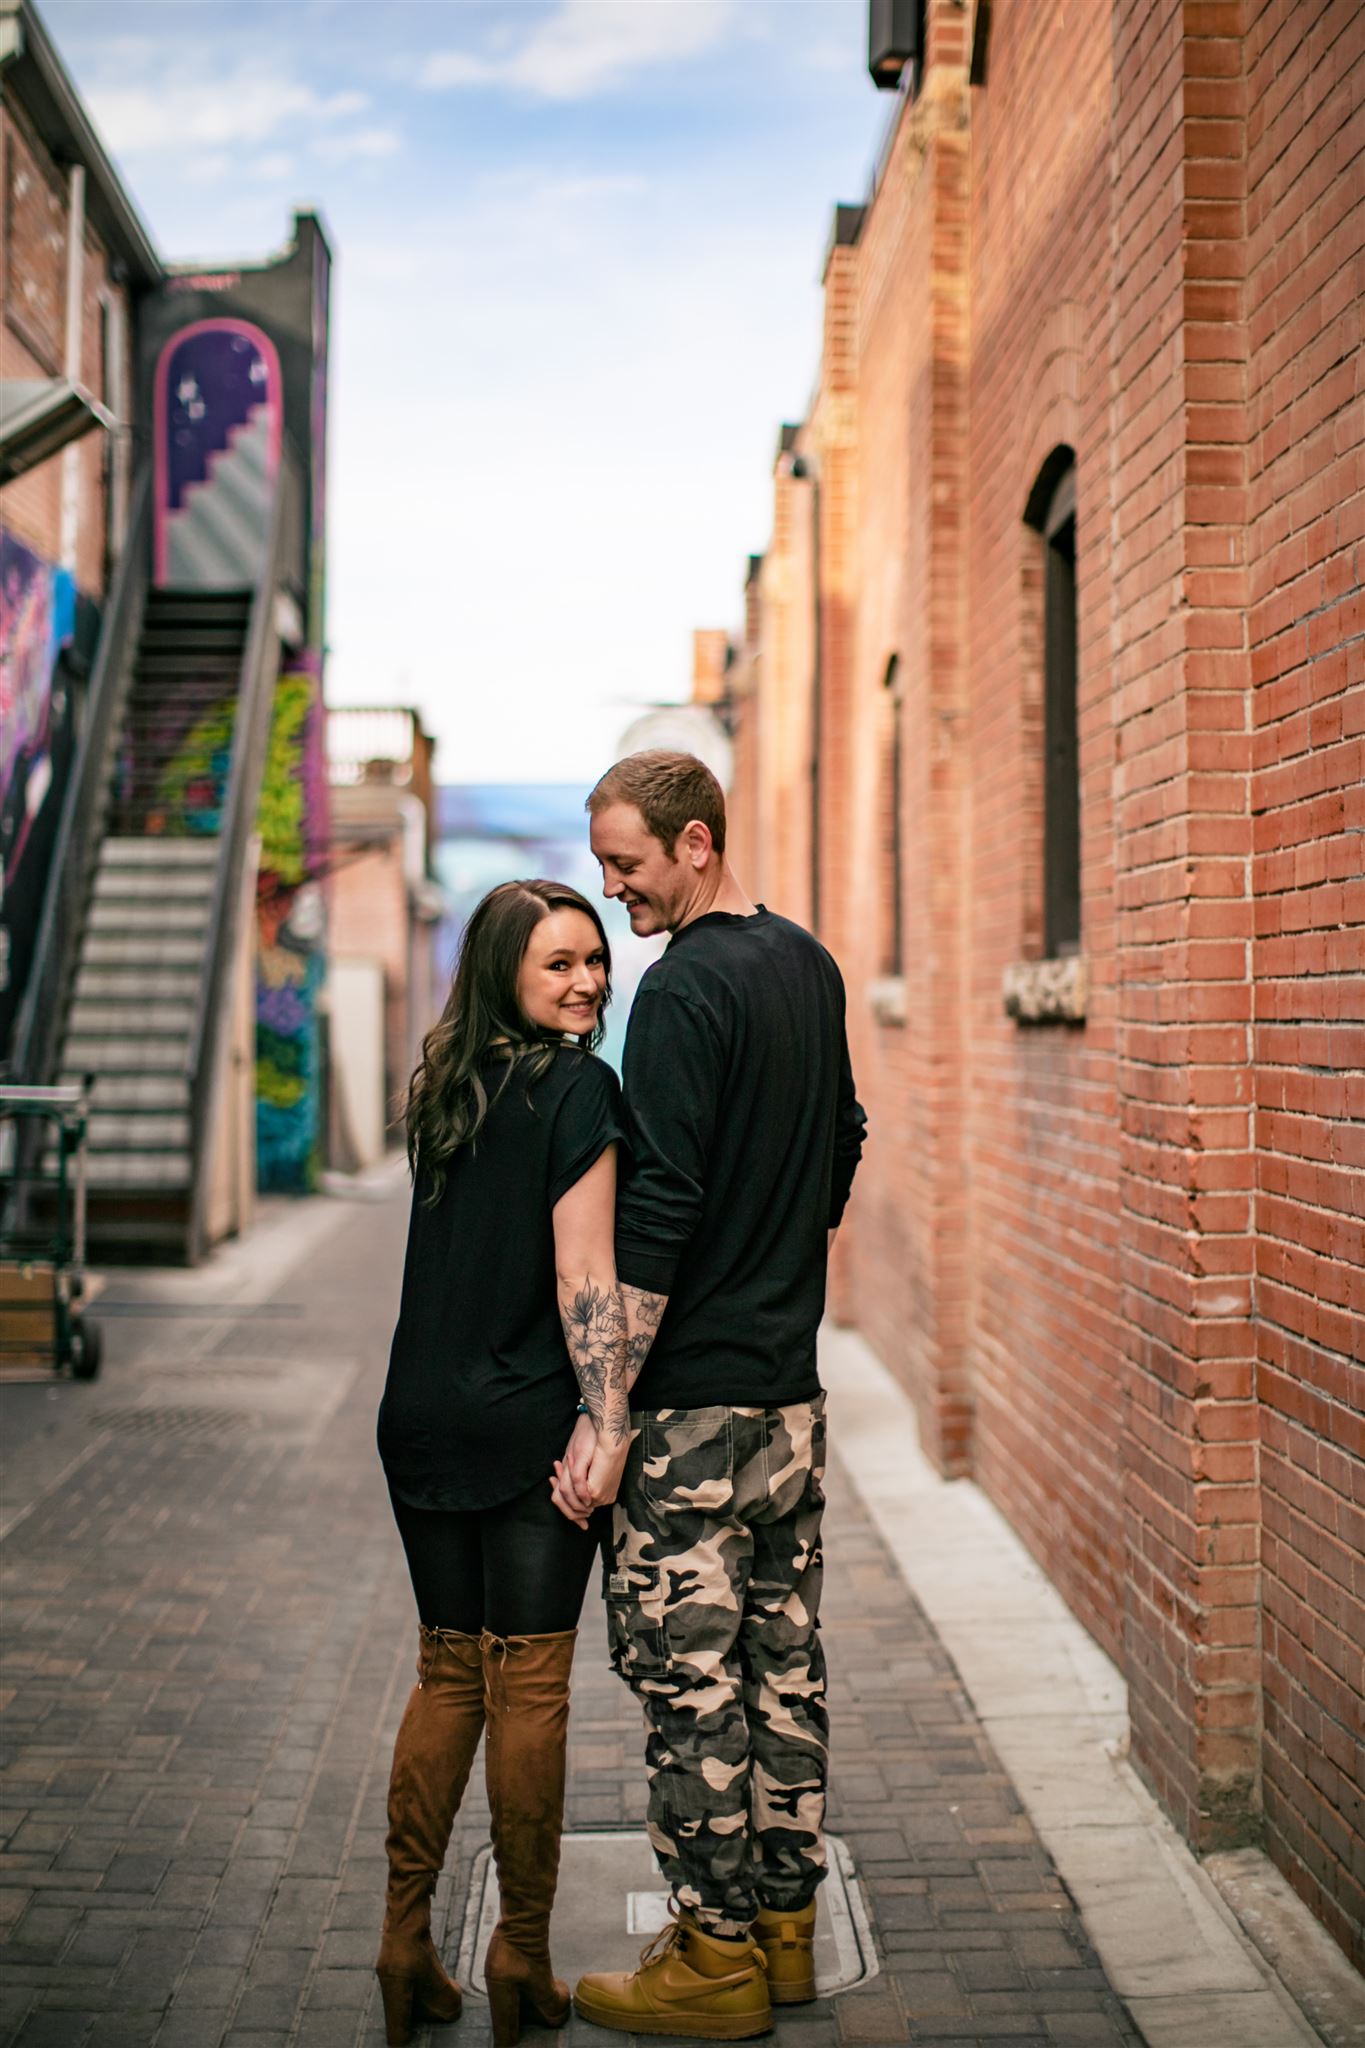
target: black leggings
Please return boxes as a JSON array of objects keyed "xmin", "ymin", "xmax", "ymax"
[{"xmin": 390, "ymin": 1480, "xmax": 603, "ymax": 1637}]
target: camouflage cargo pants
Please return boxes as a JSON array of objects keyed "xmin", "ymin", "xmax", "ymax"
[{"xmin": 604, "ymin": 1396, "xmax": 828, "ymax": 1935}]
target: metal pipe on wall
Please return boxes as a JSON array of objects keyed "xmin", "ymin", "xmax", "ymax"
[{"xmin": 59, "ymin": 162, "xmax": 86, "ymax": 573}]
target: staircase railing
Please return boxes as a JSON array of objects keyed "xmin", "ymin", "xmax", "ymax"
[
  {"xmin": 9, "ymin": 466, "xmax": 152, "ymax": 1090},
  {"xmin": 185, "ymin": 441, "xmax": 303, "ymax": 1260}
]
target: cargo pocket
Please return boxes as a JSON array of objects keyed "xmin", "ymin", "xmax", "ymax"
[
  {"xmin": 642, "ymin": 1408, "xmax": 734, "ymax": 1509},
  {"xmin": 603, "ymin": 1557, "xmax": 672, "ymax": 1686}
]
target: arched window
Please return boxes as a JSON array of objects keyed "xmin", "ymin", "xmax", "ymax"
[
  {"xmin": 1025, "ymin": 452, "xmax": 1080, "ymax": 956},
  {"xmin": 879, "ymin": 655, "xmax": 904, "ymax": 978}
]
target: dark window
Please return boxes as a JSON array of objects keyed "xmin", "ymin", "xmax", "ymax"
[
  {"xmin": 1026, "ymin": 455, "xmax": 1080, "ymax": 956},
  {"xmin": 868, "ymin": 0, "xmax": 928, "ymax": 91},
  {"xmin": 880, "ymin": 656, "xmax": 904, "ymax": 977}
]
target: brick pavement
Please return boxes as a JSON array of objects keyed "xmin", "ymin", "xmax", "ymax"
[{"xmin": 0, "ymin": 1187, "xmax": 1140, "ymax": 2046}]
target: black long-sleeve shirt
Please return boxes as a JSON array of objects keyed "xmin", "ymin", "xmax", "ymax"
[{"xmin": 615, "ymin": 907, "xmax": 866, "ymax": 1411}]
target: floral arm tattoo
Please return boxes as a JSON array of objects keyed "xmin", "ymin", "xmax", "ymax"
[
  {"xmin": 621, "ymin": 1283, "xmax": 669, "ymax": 1393},
  {"xmin": 559, "ymin": 1276, "xmax": 631, "ymax": 1447}
]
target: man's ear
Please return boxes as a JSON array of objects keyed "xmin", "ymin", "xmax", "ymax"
[{"xmin": 681, "ymin": 819, "xmax": 713, "ymax": 869}]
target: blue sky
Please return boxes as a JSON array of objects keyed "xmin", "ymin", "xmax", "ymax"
[{"xmin": 45, "ymin": 1, "xmax": 889, "ymax": 781}]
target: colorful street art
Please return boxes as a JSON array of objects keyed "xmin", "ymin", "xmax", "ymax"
[
  {"xmin": 154, "ymin": 319, "xmax": 282, "ymax": 588},
  {"xmin": 255, "ymin": 665, "xmax": 328, "ymax": 1192},
  {"xmin": 135, "ymin": 694, "xmax": 237, "ymax": 835},
  {"xmin": 1, "ymin": 534, "xmax": 76, "ymax": 886},
  {"xmin": 0, "ymin": 533, "xmax": 76, "ymax": 1049}
]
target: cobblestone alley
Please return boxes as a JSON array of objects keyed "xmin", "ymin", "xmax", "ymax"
[{"xmin": 0, "ymin": 1180, "xmax": 1148, "ymax": 2048}]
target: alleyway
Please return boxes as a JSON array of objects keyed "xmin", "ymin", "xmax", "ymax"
[{"xmin": 0, "ymin": 1180, "xmax": 1173, "ymax": 2047}]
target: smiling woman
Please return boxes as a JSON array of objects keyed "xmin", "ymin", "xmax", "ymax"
[
  {"xmin": 402, "ymin": 877, "xmax": 612, "ymax": 1197},
  {"xmin": 373, "ymin": 874, "xmax": 629, "ymax": 2046}
]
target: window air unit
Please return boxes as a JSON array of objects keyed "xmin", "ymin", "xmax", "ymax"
[{"xmin": 868, "ymin": 0, "xmax": 922, "ymax": 89}]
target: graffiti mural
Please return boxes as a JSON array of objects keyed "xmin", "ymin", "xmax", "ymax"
[
  {"xmin": 255, "ymin": 665, "xmax": 328, "ymax": 1191},
  {"xmin": 155, "ymin": 319, "xmax": 282, "ymax": 588},
  {"xmin": 0, "ymin": 533, "xmax": 77, "ymax": 1054},
  {"xmin": 153, "ymin": 698, "xmax": 237, "ymax": 836}
]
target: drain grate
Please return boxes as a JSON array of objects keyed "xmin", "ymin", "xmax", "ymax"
[
  {"xmin": 454, "ymin": 1830, "xmax": 876, "ymax": 1999},
  {"xmin": 92, "ymin": 1405, "xmax": 252, "ymax": 1443}
]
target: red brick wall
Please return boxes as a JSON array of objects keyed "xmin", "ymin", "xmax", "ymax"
[
  {"xmin": 834, "ymin": 29, "xmax": 974, "ymax": 1474},
  {"xmin": 1244, "ymin": 0, "xmax": 1364, "ymax": 1963},
  {"xmin": 752, "ymin": 452, "xmax": 816, "ymax": 929},
  {"xmin": 1110, "ymin": 0, "xmax": 1266, "ymax": 1855},
  {"xmin": 0, "ymin": 102, "xmax": 125, "ymax": 596},
  {"xmin": 715, "ymin": 0, "xmax": 1363, "ymax": 1963},
  {"xmin": 964, "ymin": 0, "xmax": 1124, "ymax": 1660}
]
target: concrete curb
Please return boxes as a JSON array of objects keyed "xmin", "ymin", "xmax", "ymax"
[{"xmin": 821, "ymin": 1322, "xmax": 1339, "ymax": 2048}]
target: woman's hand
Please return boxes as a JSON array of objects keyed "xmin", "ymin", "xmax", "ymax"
[{"xmin": 550, "ymin": 1412, "xmax": 598, "ymax": 1529}]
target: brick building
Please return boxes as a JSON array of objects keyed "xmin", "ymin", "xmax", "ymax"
[
  {"xmin": 713, "ymin": 0, "xmax": 1363, "ymax": 1967},
  {"xmin": 3, "ymin": 0, "xmax": 334, "ymax": 1251},
  {"xmin": 0, "ymin": 0, "xmax": 160, "ymax": 1055},
  {"xmin": 326, "ymin": 707, "xmax": 445, "ymax": 1165}
]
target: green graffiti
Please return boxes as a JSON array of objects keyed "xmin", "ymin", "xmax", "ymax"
[
  {"xmin": 255, "ymin": 671, "xmax": 323, "ymax": 1194},
  {"xmin": 255, "ymin": 1059, "xmax": 308, "ymax": 1108},
  {"xmin": 155, "ymin": 697, "xmax": 236, "ymax": 832},
  {"xmin": 256, "ymin": 671, "xmax": 315, "ymax": 882}
]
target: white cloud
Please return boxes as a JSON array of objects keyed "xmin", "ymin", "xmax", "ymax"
[
  {"xmin": 320, "ymin": 189, "xmax": 835, "ymax": 780},
  {"xmin": 473, "ymin": 168, "xmax": 648, "ymax": 207},
  {"xmin": 250, "ymin": 152, "xmax": 297, "ymax": 183},
  {"xmin": 186, "ymin": 152, "xmax": 232, "ymax": 186},
  {"xmin": 85, "ymin": 71, "xmax": 369, "ymax": 158},
  {"xmin": 421, "ymin": 0, "xmax": 735, "ymax": 101},
  {"xmin": 343, "ymin": 241, "xmax": 424, "ymax": 286},
  {"xmin": 314, "ymin": 126, "xmax": 402, "ymax": 164}
]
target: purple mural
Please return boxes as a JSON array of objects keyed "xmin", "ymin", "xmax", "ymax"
[
  {"xmin": 0, "ymin": 533, "xmax": 77, "ymax": 1052},
  {"xmin": 154, "ymin": 320, "xmax": 282, "ymax": 587},
  {"xmin": 1, "ymin": 535, "xmax": 75, "ymax": 890}
]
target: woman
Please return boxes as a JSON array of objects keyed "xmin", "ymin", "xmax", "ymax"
[{"xmin": 374, "ymin": 879, "xmax": 631, "ymax": 2048}]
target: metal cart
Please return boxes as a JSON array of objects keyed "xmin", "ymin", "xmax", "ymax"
[{"xmin": 0, "ymin": 1081, "xmax": 102, "ymax": 1379}]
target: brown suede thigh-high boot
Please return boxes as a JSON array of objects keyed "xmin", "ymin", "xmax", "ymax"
[
  {"xmin": 375, "ymin": 1626, "xmax": 486, "ymax": 2046},
  {"xmin": 481, "ymin": 1628, "xmax": 577, "ymax": 2048}
]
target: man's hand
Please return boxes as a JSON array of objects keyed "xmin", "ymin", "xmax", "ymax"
[{"xmin": 586, "ymin": 1433, "xmax": 630, "ymax": 1509}]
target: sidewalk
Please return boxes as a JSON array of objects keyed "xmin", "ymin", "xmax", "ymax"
[{"xmin": 0, "ymin": 1180, "xmax": 1318, "ymax": 2047}]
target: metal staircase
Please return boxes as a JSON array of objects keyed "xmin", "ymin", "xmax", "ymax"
[
  {"xmin": 12, "ymin": 452, "xmax": 302, "ymax": 1261},
  {"xmin": 56, "ymin": 839, "xmax": 214, "ymax": 1214}
]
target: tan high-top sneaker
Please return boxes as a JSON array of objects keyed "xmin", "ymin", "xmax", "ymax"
[
  {"xmin": 754, "ymin": 1900, "xmax": 817, "ymax": 2004},
  {"xmin": 574, "ymin": 1909, "xmax": 771, "ymax": 2039}
]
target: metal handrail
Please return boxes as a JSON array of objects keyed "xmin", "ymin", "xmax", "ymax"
[
  {"xmin": 184, "ymin": 440, "xmax": 303, "ymax": 1259},
  {"xmin": 9, "ymin": 465, "xmax": 152, "ymax": 1088}
]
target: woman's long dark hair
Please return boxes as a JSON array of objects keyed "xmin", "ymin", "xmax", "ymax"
[{"xmin": 405, "ymin": 879, "xmax": 612, "ymax": 1200}]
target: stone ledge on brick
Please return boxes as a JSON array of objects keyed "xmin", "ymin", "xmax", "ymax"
[
  {"xmin": 867, "ymin": 976, "xmax": 908, "ymax": 1027},
  {"xmin": 1002, "ymin": 956, "xmax": 1086, "ymax": 1024}
]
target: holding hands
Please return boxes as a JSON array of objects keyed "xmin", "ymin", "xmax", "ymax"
[{"xmin": 550, "ymin": 1411, "xmax": 631, "ymax": 1529}]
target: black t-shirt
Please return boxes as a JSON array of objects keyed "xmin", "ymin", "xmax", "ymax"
[
  {"xmin": 378, "ymin": 1044, "xmax": 624, "ymax": 1512},
  {"xmin": 614, "ymin": 908, "xmax": 866, "ymax": 1412}
]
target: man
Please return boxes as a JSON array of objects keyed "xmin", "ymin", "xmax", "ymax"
[{"xmin": 562, "ymin": 750, "xmax": 865, "ymax": 2038}]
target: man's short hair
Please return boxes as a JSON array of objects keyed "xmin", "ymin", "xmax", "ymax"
[{"xmin": 587, "ymin": 750, "xmax": 727, "ymax": 857}]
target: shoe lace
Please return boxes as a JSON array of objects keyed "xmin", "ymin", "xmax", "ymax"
[
  {"xmin": 634, "ymin": 1905, "xmax": 767, "ymax": 1976},
  {"xmin": 636, "ymin": 1916, "xmax": 685, "ymax": 1971}
]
